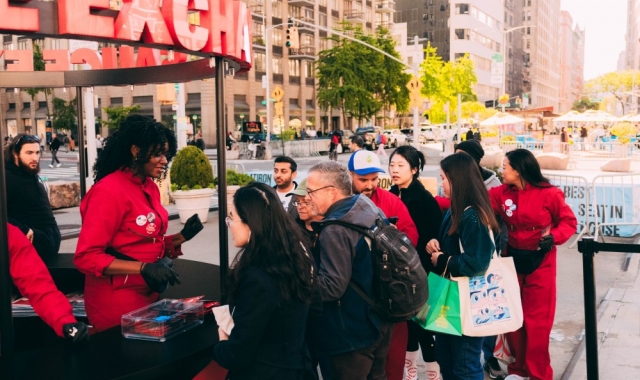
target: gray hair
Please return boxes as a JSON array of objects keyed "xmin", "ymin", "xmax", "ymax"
[{"xmin": 309, "ymin": 161, "xmax": 352, "ymax": 196}]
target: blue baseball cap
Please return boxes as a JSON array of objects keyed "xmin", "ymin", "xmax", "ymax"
[{"xmin": 348, "ymin": 150, "xmax": 386, "ymax": 175}]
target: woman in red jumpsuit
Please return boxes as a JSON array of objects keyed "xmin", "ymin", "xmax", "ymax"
[
  {"xmin": 74, "ymin": 115, "xmax": 203, "ymax": 332},
  {"xmin": 488, "ymin": 149, "xmax": 577, "ymax": 380}
]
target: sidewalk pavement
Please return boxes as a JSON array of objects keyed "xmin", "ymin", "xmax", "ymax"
[{"xmin": 53, "ymin": 202, "xmax": 640, "ymax": 380}]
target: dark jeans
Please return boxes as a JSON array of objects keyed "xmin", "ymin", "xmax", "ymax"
[
  {"xmin": 482, "ymin": 335, "xmax": 497, "ymax": 361},
  {"xmin": 407, "ymin": 319, "xmax": 436, "ymax": 362},
  {"xmin": 32, "ymin": 225, "xmax": 61, "ymax": 259},
  {"xmin": 328, "ymin": 322, "xmax": 393, "ymax": 380},
  {"xmin": 50, "ymin": 150, "xmax": 60, "ymax": 165},
  {"xmin": 435, "ymin": 333, "xmax": 484, "ymax": 380}
]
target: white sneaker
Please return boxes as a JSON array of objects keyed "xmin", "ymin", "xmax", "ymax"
[
  {"xmin": 56, "ymin": 163, "xmax": 62, "ymax": 168},
  {"xmin": 504, "ymin": 375, "xmax": 529, "ymax": 380},
  {"xmin": 48, "ymin": 164, "xmax": 53, "ymax": 168}
]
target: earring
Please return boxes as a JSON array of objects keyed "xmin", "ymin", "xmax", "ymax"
[
  {"xmin": 247, "ymin": 231, "xmax": 251, "ymax": 245},
  {"xmin": 133, "ymin": 156, "xmax": 138, "ymax": 163}
]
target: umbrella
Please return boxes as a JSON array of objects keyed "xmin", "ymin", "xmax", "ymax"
[
  {"xmin": 480, "ymin": 112, "xmax": 525, "ymax": 126},
  {"xmin": 617, "ymin": 113, "xmax": 637, "ymax": 122},
  {"xmin": 459, "ymin": 118, "xmax": 478, "ymax": 124},
  {"xmin": 574, "ymin": 110, "xmax": 618, "ymax": 123},
  {"xmin": 626, "ymin": 113, "xmax": 640, "ymax": 122},
  {"xmin": 552, "ymin": 110, "xmax": 582, "ymax": 123}
]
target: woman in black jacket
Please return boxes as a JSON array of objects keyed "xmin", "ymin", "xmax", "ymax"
[
  {"xmin": 214, "ymin": 182, "xmax": 315, "ymax": 380},
  {"xmin": 389, "ymin": 145, "xmax": 443, "ymax": 380}
]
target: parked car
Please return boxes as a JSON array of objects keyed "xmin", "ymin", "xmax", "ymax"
[
  {"xmin": 419, "ymin": 126, "xmax": 441, "ymax": 143},
  {"xmin": 356, "ymin": 126, "xmax": 378, "ymax": 150},
  {"xmin": 340, "ymin": 129, "xmax": 355, "ymax": 151},
  {"xmin": 400, "ymin": 128, "xmax": 415, "ymax": 143},
  {"xmin": 382, "ymin": 129, "xmax": 408, "ymax": 147}
]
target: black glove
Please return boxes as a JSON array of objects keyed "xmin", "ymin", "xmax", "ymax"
[
  {"xmin": 141, "ymin": 257, "xmax": 181, "ymax": 293},
  {"xmin": 538, "ymin": 234, "xmax": 554, "ymax": 252},
  {"xmin": 180, "ymin": 214, "xmax": 203, "ymax": 241},
  {"xmin": 63, "ymin": 322, "xmax": 89, "ymax": 343}
]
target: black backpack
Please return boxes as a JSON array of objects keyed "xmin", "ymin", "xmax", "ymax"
[{"xmin": 321, "ymin": 216, "xmax": 428, "ymax": 322}]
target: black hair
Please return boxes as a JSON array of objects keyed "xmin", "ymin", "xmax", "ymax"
[
  {"xmin": 93, "ymin": 115, "xmax": 177, "ymax": 182},
  {"xmin": 274, "ymin": 155, "xmax": 297, "ymax": 172},
  {"xmin": 440, "ymin": 153, "xmax": 499, "ymax": 235},
  {"xmin": 3, "ymin": 133, "xmax": 41, "ymax": 164},
  {"xmin": 504, "ymin": 149, "xmax": 551, "ymax": 188},
  {"xmin": 228, "ymin": 182, "xmax": 314, "ymax": 304},
  {"xmin": 349, "ymin": 135, "xmax": 364, "ymax": 148},
  {"xmin": 389, "ymin": 145, "xmax": 425, "ymax": 180}
]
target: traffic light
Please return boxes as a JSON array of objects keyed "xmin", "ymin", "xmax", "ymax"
[{"xmin": 286, "ymin": 26, "xmax": 299, "ymax": 49}]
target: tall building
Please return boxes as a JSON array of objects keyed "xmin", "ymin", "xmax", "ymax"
[
  {"xmin": 624, "ymin": 0, "xmax": 640, "ymax": 70},
  {"xmin": 1, "ymin": 0, "xmax": 395, "ymax": 142},
  {"xmin": 523, "ymin": 0, "xmax": 561, "ymax": 110},
  {"xmin": 558, "ymin": 10, "xmax": 585, "ymax": 113},
  {"xmin": 503, "ymin": 0, "xmax": 525, "ymax": 104}
]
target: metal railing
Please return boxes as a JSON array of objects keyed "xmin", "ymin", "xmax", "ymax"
[{"xmin": 544, "ymin": 172, "xmax": 591, "ymax": 248}]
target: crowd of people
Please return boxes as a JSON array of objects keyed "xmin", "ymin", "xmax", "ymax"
[{"xmin": 3, "ymin": 116, "xmax": 577, "ymax": 380}]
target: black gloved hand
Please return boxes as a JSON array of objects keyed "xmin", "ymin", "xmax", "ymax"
[
  {"xmin": 538, "ymin": 234, "xmax": 554, "ymax": 252},
  {"xmin": 180, "ymin": 213, "xmax": 204, "ymax": 241},
  {"xmin": 63, "ymin": 322, "xmax": 89, "ymax": 343},
  {"xmin": 141, "ymin": 257, "xmax": 181, "ymax": 293}
]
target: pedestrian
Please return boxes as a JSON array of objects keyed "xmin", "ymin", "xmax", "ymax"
[
  {"xmin": 305, "ymin": 161, "xmax": 394, "ymax": 380},
  {"xmin": 347, "ymin": 150, "xmax": 419, "ymax": 380},
  {"xmin": 3, "ymin": 136, "xmax": 9, "ymax": 148},
  {"xmin": 195, "ymin": 131, "xmax": 205, "ymax": 150},
  {"xmin": 69, "ymin": 134, "xmax": 76, "ymax": 151},
  {"xmin": 39, "ymin": 134, "xmax": 45, "ymax": 153},
  {"xmin": 95, "ymin": 134, "xmax": 103, "ymax": 156},
  {"xmin": 49, "ymin": 133, "xmax": 62, "ymax": 168},
  {"xmin": 388, "ymin": 146, "xmax": 443, "ymax": 380},
  {"xmin": 213, "ymin": 182, "xmax": 314, "ymax": 379},
  {"xmin": 376, "ymin": 132, "xmax": 387, "ymax": 157},
  {"xmin": 329, "ymin": 131, "xmax": 340, "ymax": 161},
  {"xmin": 74, "ymin": 115, "xmax": 204, "ymax": 332},
  {"xmin": 426, "ymin": 152, "xmax": 500, "ymax": 380},
  {"xmin": 6, "ymin": 222, "xmax": 89, "ymax": 343},
  {"xmin": 488, "ymin": 149, "xmax": 577, "ymax": 380},
  {"xmin": 454, "ymin": 139, "xmax": 507, "ymax": 379},
  {"xmin": 226, "ymin": 132, "xmax": 238, "ymax": 150},
  {"xmin": 580, "ymin": 125, "xmax": 588, "ymax": 151},
  {"xmin": 560, "ymin": 127, "xmax": 569, "ymax": 153},
  {"xmin": 4, "ymin": 134, "xmax": 62, "ymax": 259},
  {"xmin": 301, "ymin": 127, "xmax": 307, "ymax": 140},
  {"xmin": 63, "ymin": 134, "xmax": 70, "ymax": 152},
  {"xmin": 273, "ymin": 155, "xmax": 298, "ymax": 216},
  {"xmin": 349, "ymin": 135, "xmax": 364, "ymax": 152},
  {"xmin": 466, "ymin": 129, "xmax": 474, "ymax": 141}
]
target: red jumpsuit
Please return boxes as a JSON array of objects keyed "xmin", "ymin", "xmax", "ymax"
[
  {"xmin": 8, "ymin": 223, "xmax": 77, "ymax": 336},
  {"xmin": 489, "ymin": 184, "xmax": 577, "ymax": 380},
  {"xmin": 370, "ymin": 188, "xmax": 417, "ymax": 380},
  {"xmin": 74, "ymin": 170, "xmax": 181, "ymax": 332}
]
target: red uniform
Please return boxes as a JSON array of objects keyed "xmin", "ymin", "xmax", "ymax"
[
  {"xmin": 370, "ymin": 188, "xmax": 417, "ymax": 380},
  {"xmin": 489, "ymin": 184, "xmax": 577, "ymax": 380},
  {"xmin": 74, "ymin": 170, "xmax": 181, "ymax": 332},
  {"xmin": 8, "ymin": 223, "xmax": 77, "ymax": 336}
]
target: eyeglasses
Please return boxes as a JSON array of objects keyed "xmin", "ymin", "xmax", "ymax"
[
  {"xmin": 306, "ymin": 185, "xmax": 335, "ymax": 199},
  {"xmin": 291, "ymin": 199, "xmax": 310, "ymax": 207},
  {"xmin": 15, "ymin": 134, "xmax": 41, "ymax": 146}
]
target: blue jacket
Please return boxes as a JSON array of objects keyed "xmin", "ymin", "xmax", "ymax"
[
  {"xmin": 435, "ymin": 207, "xmax": 495, "ymax": 277},
  {"xmin": 308, "ymin": 194, "xmax": 382, "ymax": 356}
]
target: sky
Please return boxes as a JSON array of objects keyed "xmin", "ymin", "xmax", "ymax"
[{"xmin": 560, "ymin": 0, "xmax": 627, "ymax": 81}]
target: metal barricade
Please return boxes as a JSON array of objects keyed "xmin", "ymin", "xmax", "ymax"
[
  {"xmin": 500, "ymin": 141, "xmax": 524, "ymax": 153},
  {"xmin": 212, "ymin": 162, "xmax": 246, "ymax": 175},
  {"xmin": 590, "ymin": 173, "xmax": 640, "ymax": 241},
  {"xmin": 543, "ymin": 172, "xmax": 591, "ymax": 248}
]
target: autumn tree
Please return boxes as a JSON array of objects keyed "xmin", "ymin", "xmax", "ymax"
[{"xmin": 584, "ymin": 70, "xmax": 640, "ymax": 114}]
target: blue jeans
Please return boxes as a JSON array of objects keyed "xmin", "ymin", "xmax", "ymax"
[
  {"xmin": 435, "ymin": 334, "xmax": 484, "ymax": 380},
  {"xmin": 482, "ymin": 335, "xmax": 497, "ymax": 361}
]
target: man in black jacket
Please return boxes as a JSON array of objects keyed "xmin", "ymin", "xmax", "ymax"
[
  {"xmin": 4, "ymin": 134, "xmax": 61, "ymax": 259},
  {"xmin": 49, "ymin": 133, "xmax": 62, "ymax": 168}
]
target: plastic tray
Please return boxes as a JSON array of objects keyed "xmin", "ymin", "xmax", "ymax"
[{"xmin": 121, "ymin": 299, "xmax": 204, "ymax": 342}]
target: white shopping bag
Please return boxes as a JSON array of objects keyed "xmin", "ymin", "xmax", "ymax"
[
  {"xmin": 494, "ymin": 333, "xmax": 515, "ymax": 364},
  {"xmin": 452, "ymin": 231, "xmax": 524, "ymax": 337}
]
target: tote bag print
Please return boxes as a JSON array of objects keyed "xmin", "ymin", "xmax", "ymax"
[{"xmin": 468, "ymin": 271, "xmax": 511, "ymax": 327}]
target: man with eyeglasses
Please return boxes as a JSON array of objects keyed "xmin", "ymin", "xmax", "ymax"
[
  {"xmin": 285, "ymin": 179, "xmax": 321, "ymax": 242},
  {"xmin": 348, "ymin": 149, "xmax": 418, "ymax": 380},
  {"xmin": 4, "ymin": 134, "xmax": 61, "ymax": 259},
  {"xmin": 305, "ymin": 161, "xmax": 394, "ymax": 380}
]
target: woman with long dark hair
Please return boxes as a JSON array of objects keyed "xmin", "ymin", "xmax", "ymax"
[
  {"xmin": 213, "ymin": 182, "xmax": 315, "ymax": 379},
  {"xmin": 426, "ymin": 153, "xmax": 499, "ymax": 380},
  {"xmin": 388, "ymin": 145, "xmax": 443, "ymax": 380},
  {"xmin": 74, "ymin": 115, "xmax": 203, "ymax": 331},
  {"xmin": 488, "ymin": 149, "xmax": 576, "ymax": 380}
]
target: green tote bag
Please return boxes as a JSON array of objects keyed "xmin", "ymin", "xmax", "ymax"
[{"xmin": 413, "ymin": 270, "xmax": 462, "ymax": 336}]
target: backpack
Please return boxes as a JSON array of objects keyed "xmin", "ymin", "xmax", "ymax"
[{"xmin": 321, "ymin": 216, "xmax": 428, "ymax": 322}]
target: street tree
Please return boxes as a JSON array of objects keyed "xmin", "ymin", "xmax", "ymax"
[
  {"xmin": 572, "ymin": 97, "xmax": 599, "ymax": 112},
  {"xmin": 52, "ymin": 97, "xmax": 77, "ymax": 133},
  {"xmin": 99, "ymin": 105, "xmax": 142, "ymax": 129},
  {"xmin": 24, "ymin": 43, "xmax": 52, "ymax": 118},
  {"xmin": 584, "ymin": 70, "xmax": 640, "ymax": 114}
]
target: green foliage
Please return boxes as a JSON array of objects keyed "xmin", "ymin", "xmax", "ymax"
[
  {"xmin": 212, "ymin": 169, "xmax": 254, "ymax": 187},
  {"xmin": 25, "ymin": 43, "xmax": 52, "ymax": 102},
  {"xmin": 584, "ymin": 70, "xmax": 640, "ymax": 114},
  {"xmin": 572, "ymin": 97, "xmax": 600, "ymax": 112},
  {"xmin": 99, "ymin": 105, "xmax": 142, "ymax": 130},
  {"xmin": 51, "ymin": 97, "xmax": 77, "ymax": 132},
  {"xmin": 316, "ymin": 23, "xmax": 410, "ymax": 128},
  {"xmin": 419, "ymin": 45, "xmax": 478, "ymax": 123},
  {"xmin": 169, "ymin": 146, "xmax": 215, "ymax": 191},
  {"xmin": 281, "ymin": 129, "xmax": 296, "ymax": 141}
]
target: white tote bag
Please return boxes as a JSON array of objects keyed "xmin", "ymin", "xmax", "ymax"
[{"xmin": 452, "ymin": 230, "xmax": 524, "ymax": 337}]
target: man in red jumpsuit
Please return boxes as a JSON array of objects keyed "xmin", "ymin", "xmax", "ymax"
[
  {"xmin": 347, "ymin": 150, "xmax": 419, "ymax": 380},
  {"xmin": 8, "ymin": 223, "xmax": 89, "ymax": 342},
  {"xmin": 489, "ymin": 181, "xmax": 576, "ymax": 380}
]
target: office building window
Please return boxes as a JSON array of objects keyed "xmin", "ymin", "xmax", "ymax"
[
  {"xmin": 455, "ymin": 3, "xmax": 469, "ymax": 14},
  {"xmin": 254, "ymin": 53, "xmax": 266, "ymax": 72},
  {"xmin": 289, "ymin": 60, "xmax": 300, "ymax": 76},
  {"xmin": 273, "ymin": 29, "xmax": 283, "ymax": 46},
  {"xmin": 272, "ymin": 57, "xmax": 283, "ymax": 74},
  {"xmin": 455, "ymin": 29, "xmax": 470, "ymax": 40}
]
